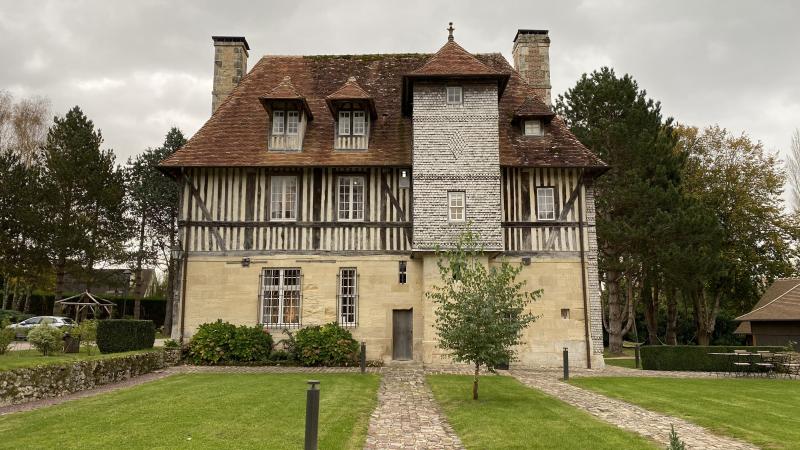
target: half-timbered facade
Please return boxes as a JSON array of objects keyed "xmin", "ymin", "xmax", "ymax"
[{"xmin": 161, "ymin": 28, "xmax": 607, "ymax": 367}]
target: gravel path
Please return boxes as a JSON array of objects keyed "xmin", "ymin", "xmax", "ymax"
[
  {"xmin": 364, "ymin": 368, "xmax": 464, "ymax": 450},
  {"xmin": 510, "ymin": 369, "xmax": 759, "ymax": 450}
]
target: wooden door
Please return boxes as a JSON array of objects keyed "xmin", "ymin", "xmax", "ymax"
[{"xmin": 392, "ymin": 309, "xmax": 413, "ymax": 360}]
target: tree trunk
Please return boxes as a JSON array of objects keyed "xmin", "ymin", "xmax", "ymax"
[
  {"xmin": 11, "ymin": 280, "xmax": 21, "ymax": 311},
  {"xmin": 53, "ymin": 255, "xmax": 66, "ymax": 314},
  {"xmin": 133, "ymin": 211, "xmax": 147, "ymax": 320},
  {"xmin": 472, "ymin": 362, "xmax": 480, "ymax": 400},
  {"xmin": 23, "ymin": 285, "xmax": 32, "ymax": 314},
  {"xmin": 666, "ymin": 287, "xmax": 678, "ymax": 345},
  {"xmin": 1, "ymin": 273, "xmax": 10, "ymax": 310},
  {"xmin": 692, "ymin": 288, "xmax": 718, "ymax": 346},
  {"xmin": 642, "ymin": 277, "xmax": 659, "ymax": 345},
  {"xmin": 605, "ymin": 271, "xmax": 623, "ymax": 354}
]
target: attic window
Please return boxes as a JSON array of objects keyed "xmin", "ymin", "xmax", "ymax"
[
  {"xmin": 524, "ymin": 120, "xmax": 543, "ymax": 136},
  {"xmin": 272, "ymin": 110, "xmax": 299, "ymax": 136},
  {"xmin": 446, "ymin": 86, "xmax": 462, "ymax": 105}
]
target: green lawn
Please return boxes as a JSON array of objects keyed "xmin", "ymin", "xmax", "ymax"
[
  {"xmin": 0, "ymin": 373, "xmax": 379, "ymax": 449},
  {"xmin": 605, "ymin": 357, "xmax": 640, "ymax": 369},
  {"xmin": 0, "ymin": 348, "xmax": 155, "ymax": 371},
  {"xmin": 427, "ymin": 375, "xmax": 656, "ymax": 449},
  {"xmin": 572, "ymin": 377, "xmax": 800, "ymax": 450}
]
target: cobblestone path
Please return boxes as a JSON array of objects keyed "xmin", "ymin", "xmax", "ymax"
[
  {"xmin": 510, "ymin": 370, "xmax": 759, "ymax": 450},
  {"xmin": 364, "ymin": 368, "xmax": 464, "ymax": 450}
]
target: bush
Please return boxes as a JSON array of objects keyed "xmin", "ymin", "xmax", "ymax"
[
  {"xmin": 188, "ymin": 320, "xmax": 272, "ymax": 365},
  {"xmin": 640, "ymin": 345, "xmax": 785, "ymax": 371},
  {"xmin": 293, "ymin": 323, "xmax": 359, "ymax": 367},
  {"xmin": 96, "ymin": 320, "xmax": 156, "ymax": 354},
  {"xmin": 163, "ymin": 339, "xmax": 180, "ymax": 350},
  {"xmin": 0, "ymin": 319, "xmax": 14, "ymax": 354},
  {"xmin": 76, "ymin": 320, "xmax": 98, "ymax": 355},
  {"xmin": 0, "ymin": 309, "xmax": 34, "ymax": 324},
  {"xmin": 27, "ymin": 324, "xmax": 64, "ymax": 356}
]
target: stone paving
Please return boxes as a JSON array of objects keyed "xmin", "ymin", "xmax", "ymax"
[
  {"xmin": 510, "ymin": 369, "xmax": 759, "ymax": 450},
  {"xmin": 364, "ymin": 368, "xmax": 464, "ymax": 450}
]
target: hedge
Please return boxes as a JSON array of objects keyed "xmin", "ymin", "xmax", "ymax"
[
  {"xmin": 640, "ymin": 345, "xmax": 786, "ymax": 372},
  {"xmin": 97, "ymin": 320, "xmax": 156, "ymax": 354},
  {"xmin": 1, "ymin": 294, "xmax": 167, "ymax": 327}
]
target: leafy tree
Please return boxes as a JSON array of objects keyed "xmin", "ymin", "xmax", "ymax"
[
  {"xmin": 556, "ymin": 67, "xmax": 682, "ymax": 352},
  {"xmin": 427, "ymin": 230, "xmax": 539, "ymax": 400},
  {"xmin": 125, "ymin": 128, "xmax": 184, "ymax": 326},
  {"xmin": 676, "ymin": 125, "xmax": 798, "ymax": 344},
  {"xmin": 40, "ymin": 106, "xmax": 131, "ymax": 312}
]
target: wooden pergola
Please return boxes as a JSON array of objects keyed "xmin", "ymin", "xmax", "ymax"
[{"xmin": 55, "ymin": 291, "xmax": 116, "ymax": 319}]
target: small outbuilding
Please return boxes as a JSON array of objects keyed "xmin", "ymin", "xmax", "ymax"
[{"xmin": 735, "ymin": 278, "xmax": 800, "ymax": 347}]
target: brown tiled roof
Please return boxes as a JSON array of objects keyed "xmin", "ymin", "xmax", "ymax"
[
  {"xmin": 160, "ymin": 46, "xmax": 606, "ymax": 170},
  {"xmin": 514, "ymin": 95, "xmax": 555, "ymax": 119},
  {"xmin": 259, "ymin": 76, "xmax": 313, "ymax": 119},
  {"xmin": 736, "ymin": 278, "xmax": 800, "ymax": 321},
  {"xmin": 408, "ymin": 41, "xmax": 502, "ymax": 77},
  {"xmin": 325, "ymin": 76, "xmax": 376, "ymax": 118}
]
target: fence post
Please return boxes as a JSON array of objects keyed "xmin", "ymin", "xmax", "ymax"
[
  {"xmin": 305, "ymin": 380, "xmax": 320, "ymax": 450},
  {"xmin": 563, "ymin": 347, "xmax": 569, "ymax": 381},
  {"xmin": 635, "ymin": 345, "xmax": 641, "ymax": 369},
  {"xmin": 360, "ymin": 341, "xmax": 366, "ymax": 374}
]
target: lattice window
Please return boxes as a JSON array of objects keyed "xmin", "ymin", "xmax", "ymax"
[
  {"xmin": 286, "ymin": 111, "xmax": 299, "ymax": 135},
  {"xmin": 272, "ymin": 111, "xmax": 285, "ymax": 134},
  {"xmin": 337, "ymin": 268, "xmax": 358, "ymax": 327},
  {"xmin": 536, "ymin": 187, "xmax": 556, "ymax": 220},
  {"xmin": 338, "ymin": 176, "xmax": 365, "ymax": 221},
  {"xmin": 270, "ymin": 176, "xmax": 297, "ymax": 221},
  {"xmin": 448, "ymin": 191, "xmax": 465, "ymax": 222},
  {"xmin": 260, "ymin": 268, "xmax": 302, "ymax": 328}
]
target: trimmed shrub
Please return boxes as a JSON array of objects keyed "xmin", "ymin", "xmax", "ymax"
[
  {"xmin": 27, "ymin": 325, "xmax": 64, "ymax": 356},
  {"xmin": 96, "ymin": 320, "xmax": 156, "ymax": 354},
  {"xmin": 0, "ymin": 309, "xmax": 33, "ymax": 324},
  {"xmin": 640, "ymin": 345, "xmax": 785, "ymax": 371},
  {"xmin": 293, "ymin": 323, "xmax": 359, "ymax": 367},
  {"xmin": 188, "ymin": 320, "xmax": 273, "ymax": 365},
  {"xmin": 0, "ymin": 319, "xmax": 14, "ymax": 354}
]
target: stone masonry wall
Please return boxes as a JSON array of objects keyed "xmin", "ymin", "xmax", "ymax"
[
  {"xmin": 512, "ymin": 31, "xmax": 552, "ymax": 105},
  {"xmin": 585, "ymin": 184, "xmax": 604, "ymax": 356},
  {"xmin": 412, "ymin": 81, "xmax": 503, "ymax": 250},
  {"xmin": 0, "ymin": 349, "xmax": 180, "ymax": 406},
  {"xmin": 212, "ymin": 40, "xmax": 248, "ymax": 114}
]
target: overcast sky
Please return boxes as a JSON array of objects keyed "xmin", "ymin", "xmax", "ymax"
[{"xmin": 2, "ymin": 0, "xmax": 798, "ymax": 171}]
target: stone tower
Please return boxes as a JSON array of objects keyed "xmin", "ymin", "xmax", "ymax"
[
  {"xmin": 211, "ymin": 36, "xmax": 249, "ymax": 114},
  {"xmin": 512, "ymin": 29, "xmax": 551, "ymax": 105}
]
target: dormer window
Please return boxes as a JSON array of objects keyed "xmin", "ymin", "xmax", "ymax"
[
  {"xmin": 446, "ymin": 86, "xmax": 463, "ymax": 105},
  {"xmin": 272, "ymin": 110, "xmax": 300, "ymax": 136},
  {"xmin": 259, "ymin": 76, "xmax": 313, "ymax": 152},
  {"xmin": 524, "ymin": 119, "xmax": 543, "ymax": 136},
  {"xmin": 334, "ymin": 106, "xmax": 370, "ymax": 150}
]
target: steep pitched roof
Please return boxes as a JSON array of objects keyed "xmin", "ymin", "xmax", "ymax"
[
  {"xmin": 325, "ymin": 76, "xmax": 376, "ymax": 118},
  {"xmin": 408, "ymin": 40, "xmax": 502, "ymax": 77},
  {"xmin": 259, "ymin": 76, "xmax": 313, "ymax": 119},
  {"xmin": 736, "ymin": 278, "xmax": 800, "ymax": 321},
  {"xmin": 160, "ymin": 50, "xmax": 606, "ymax": 171},
  {"xmin": 514, "ymin": 95, "xmax": 555, "ymax": 120}
]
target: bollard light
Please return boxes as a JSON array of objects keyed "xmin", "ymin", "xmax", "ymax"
[
  {"xmin": 563, "ymin": 347, "xmax": 569, "ymax": 381},
  {"xmin": 305, "ymin": 380, "xmax": 320, "ymax": 450}
]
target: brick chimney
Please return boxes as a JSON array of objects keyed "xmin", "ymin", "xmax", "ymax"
[
  {"xmin": 211, "ymin": 36, "xmax": 249, "ymax": 114},
  {"xmin": 512, "ymin": 30, "xmax": 551, "ymax": 105}
]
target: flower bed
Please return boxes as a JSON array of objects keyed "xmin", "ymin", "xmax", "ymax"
[{"xmin": 0, "ymin": 349, "xmax": 180, "ymax": 406}]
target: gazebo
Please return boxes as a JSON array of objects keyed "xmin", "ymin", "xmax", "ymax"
[{"xmin": 55, "ymin": 290, "xmax": 116, "ymax": 319}]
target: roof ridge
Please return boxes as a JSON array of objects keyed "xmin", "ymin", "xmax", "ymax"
[
  {"xmin": 410, "ymin": 40, "xmax": 501, "ymax": 76},
  {"xmin": 736, "ymin": 279, "xmax": 800, "ymax": 320}
]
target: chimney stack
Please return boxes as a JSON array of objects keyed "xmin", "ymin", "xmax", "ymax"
[
  {"xmin": 211, "ymin": 36, "xmax": 249, "ymax": 114},
  {"xmin": 512, "ymin": 30, "xmax": 551, "ymax": 105}
]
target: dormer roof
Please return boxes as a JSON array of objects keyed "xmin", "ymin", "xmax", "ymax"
[
  {"xmin": 325, "ymin": 76, "xmax": 377, "ymax": 118},
  {"xmin": 259, "ymin": 76, "xmax": 313, "ymax": 119},
  {"xmin": 513, "ymin": 95, "xmax": 555, "ymax": 122}
]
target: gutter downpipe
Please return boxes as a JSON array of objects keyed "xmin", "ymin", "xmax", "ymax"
[{"xmin": 577, "ymin": 169, "xmax": 592, "ymax": 369}]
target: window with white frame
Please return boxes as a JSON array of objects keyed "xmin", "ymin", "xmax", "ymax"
[
  {"xmin": 448, "ymin": 191, "xmax": 466, "ymax": 222},
  {"xmin": 536, "ymin": 187, "xmax": 556, "ymax": 220},
  {"xmin": 338, "ymin": 176, "xmax": 365, "ymax": 221},
  {"xmin": 337, "ymin": 268, "xmax": 358, "ymax": 326},
  {"xmin": 270, "ymin": 176, "xmax": 298, "ymax": 221},
  {"xmin": 524, "ymin": 119, "xmax": 543, "ymax": 136},
  {"xmin": 338, "ymin": 111, "xmax": 351, "ymax": 135},
  {"xmin": 446, "ymin": 86, "xmax": 463, "ymax": 105},
  {"xmin": 261, "ymin": 268, "xmax": 302, "ymax": 327},
  {"xmin": 352, "ymin": 111, "xmax": 366, "ymax": 135},
  {"xmin": 272, "ymin": 110, "xmax": 300, "ymax": 135},
  {"xmin": 337, "ymin": 110, "xmax": 367, "ymax": 137}
]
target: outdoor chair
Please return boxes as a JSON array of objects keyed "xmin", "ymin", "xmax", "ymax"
[
  {"xmin": 755, "ymin": 352, "xmax": 776, "ymax": 377},
  {"xmin": 782, "ymin": 355, "xmax": 800, "ymax": 379}
]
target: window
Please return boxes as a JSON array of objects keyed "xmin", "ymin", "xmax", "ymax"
[
  {"xmin": 448, "ymin": 191, "xmax": 465, "ymax": 222},
  {"xmin": 399, "ymin": 261, "xmax": 407, "ymax": 284},
  {"xmin": 270, "ymin": 176, "xmax": 298, "ymax": 221},
  {"xmin": 536, "ymin": 187, "xmax": 556, "ymax": 220},
  {"xmin": 338, "ymin": 111, "xmax": 351, "ymax": 135},
  {"xmin": 561, "ymin": 308, "xmax": 571, "ymax": 320},
  {"xmin": 446, "ymin": 86, "xmax": 462, "ymax": 105},
  {"xmin": 261, "ymin": 268, "xmax": 302, "ymax": 327},
  {"xmin": 272, "ymin": 110, "xmax": 300, "ymax": 136},
  {"xmin": 352, "ymin": 111, "xmax": 366, "ymax": 135},
  {"xmin": 338, "ymin": 176, "xmax": 365, "ymax": 221},
  {"xmin": 524, "ymin": 120, "xmax": 543, "ymax": 136},
  {"xmin": 337, "ymin": 268, "xmax": 358, "ymax": 326}
]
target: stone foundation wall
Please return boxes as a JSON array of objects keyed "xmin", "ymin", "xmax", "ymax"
[{"xmin": 0, "ymin": 349, "xmax": 180, "ymax": 407}]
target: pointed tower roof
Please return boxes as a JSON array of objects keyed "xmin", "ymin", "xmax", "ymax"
[
  {"xmin": 325, "ymin": 76, "xmax": 377, "ymax": 118},
  {"xmin": 259, "ymin": 76, "xmax": 313, "ymax": 118}
]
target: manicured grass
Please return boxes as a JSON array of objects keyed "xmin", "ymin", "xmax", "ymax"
[
  {"xmin": 0, "ymin": 373, "xmax": 380, "ymax": 449},
  {"xmin": 572, "ymin": 377, "xmax": 800, "ymax": 449},
  {"xmin": 604, "ymin": 346, "xmax": 635, "ymax": 358},
  {"xmin": 605, "ymin": 357, "xmax": 640, "ymax": 369},
  {"xmin": 0, "ymin": 348, "xmax": 154, "ymax": 371},
  {"xmin": 427, "ymin": 375, "xmax": 656, "ymax": 449}
]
